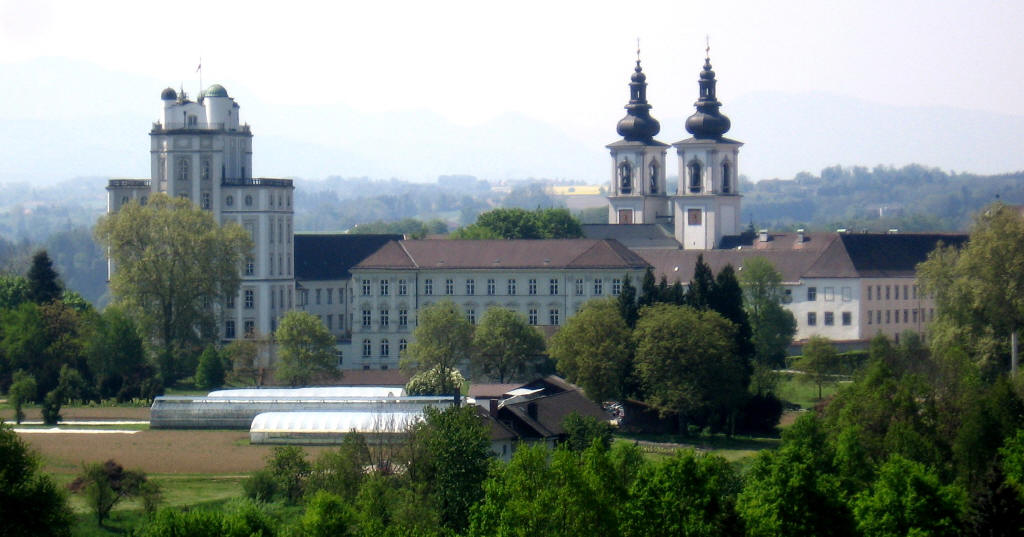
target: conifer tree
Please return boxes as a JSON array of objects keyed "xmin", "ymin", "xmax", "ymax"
[
  {"xmin": 26, "ymin": 250, "xmax": 61, "ymax": 304},
  {"xmin": 686, "ymin": 254, "xmax": 714, "ymax": 310}
]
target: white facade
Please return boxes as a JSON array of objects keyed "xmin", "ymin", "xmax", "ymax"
[
  {"xmin": 606, "ymin": 142, "xmax": 670, "ymax": 225},
  {"xmin": 671, "ymin": 140, "xmax": 743, "ymax": 250},
  {"xmin": 107, "ymin": 85, "xmax": 295, "ymax": 349}
]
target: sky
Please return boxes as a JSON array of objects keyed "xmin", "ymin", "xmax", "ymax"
[{"xmin": 2, "ymin": 0, "xmax": 1023, "ymax": 181}]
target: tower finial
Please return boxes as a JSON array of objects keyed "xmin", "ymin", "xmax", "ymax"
[
  {"xmin": 705, "ymin": 35, "xmax": 710, "ymax": 58},
  {"xmin": 636, "ymin": 37, "xmax": 641, "ymax": 63}
]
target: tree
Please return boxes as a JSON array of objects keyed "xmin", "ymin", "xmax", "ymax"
[
  {"xmin": 638, "ymin": 267, "xmax": 658, "ymax": 308},
  {"xmin": 26, "ymin": 250, "xmax": 62, "ymax": 304},
  {"xmin": 799, "ymin": 335, "xmax": 841, "ymax": 400},
  {"xmin": 266, "ymin": 445, "xmax": 311, "ymax": 504},
  {"xmin": 301, "ymin": 490, "xmax": 357, "ymax": 537},
  {"xmin": 452, "ymin": 207, "xmax": 584, "ymax": 239},
  {"xmin": 9, "ymin": 370, "xmax": 37, "ymax": 424},
  {"xmin": 0, "ymin": 274, "xmax": 30, "ymax": 310},
  {"xmin": 918, "ymin": 203, "xmax": 1024, "ymax": 375},
  {"xmin": 0, "ymin": 420, "xmax": 73, "ymax": 537},
  {"xmin": 548, "ymin": 298, "xmax": 633, "ymax": 402},
  {"xmin": 406, "ymin": 405, "xmax": 491, "ymax": 533},
  {"xmin": 405, "ymin": 365, "xmax": 466, "ymax": 396},
  {"xmin": 633, "ymin": 304, "xmax": 747, "ymax": 431},
  {"xmin": 686, "ymin": 254, "xmax": 714, "ymax": 310},
  {"xmin": 69, "ymin": 459, "xmax": 147, "ymax": 526},
  {"xmin": 194, "ymin": 345, "xmax": 226, "ymax": 390},
  {"xmin": 94, "ymin": 193, "xmax": 252, "ymax": 383},
  {"xmin": 852, "ymin": 455, "xmax": 966, "ymax": 537},
  {"xmin": 621, "ymin": 450, "xmax": 743, "ymax": 537},
  {"xmin": 400, "ymin": 299, "xmax": 473, "ymax": 401},
  {"xmin": 563, "ymin": 412, "xmax": 613, "ymax": 452},
  {"xmin": 224, "ymin": 338, "xmax": 262, "ymax": 386},
  {"xmin": 618, "ymin": 274, "xmax": 639, "ymax": 328},
  {"xmin": 710, "ymin": 264, "xmax": 754, "ymax": 361},
  {"xmin": 307, "ymin": 433, "xmax": 371, "ymax": 502},
  {"xmin": 534, "ymin": 207, "xmax": 584, "ymax": 238},
  {"xmin": 739, "ymin": 258, "xmax": 797, "ymax": 369},
  {"xmin": 274, "ymin": 311, "xmax": 338, "ymax": 386},
  {"xmin": 471, "ymin": 307, "xmax": 545, "ymax": 383},
  {"xmin": 83, "ymin": 306, "xmax": 149, "ymax": 400}
]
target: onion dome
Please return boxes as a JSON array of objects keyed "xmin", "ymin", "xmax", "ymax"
[
  {"xmin": 160, "ymin": 87, "xmax": 177, "ymax": 101},
  {"xmin": 684, "ymin": 54, "xmax": 731, "ymax": 139},
  {"xmin": 616, "ymin": 59, "xmax": 661, "ymax": 142},
  {"xmin": 204, "ymin": 84, "xmax": 229, "ymax": 98}
]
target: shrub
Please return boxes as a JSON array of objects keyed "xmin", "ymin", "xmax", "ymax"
[
  {"xmin": 243, "ymin": 469, "xmax": 278, "ymax": 502},
  {"xmin": 41, "ymin": 389, "xmax": 62, "ymax": 425}
]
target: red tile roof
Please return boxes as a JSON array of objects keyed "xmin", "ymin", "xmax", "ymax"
[{"xmin": 355, "ymin": 239, "xmax": 650, "ymax": 270}]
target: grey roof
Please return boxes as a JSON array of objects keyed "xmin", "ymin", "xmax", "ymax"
[
  {"xmin": 294, "ymin": 234, "xmax": 402, "ymax": 281},
  {"xmin": 582, "ymin": 224, "xmax": 682, "ymax": 249},
  {"xmin": 354, "ymin": 239, "xmax": 650, "ymax": 271}
]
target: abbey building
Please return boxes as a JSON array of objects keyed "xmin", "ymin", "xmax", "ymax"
[{"xmin": 107, "ymin": 50, "xmax": 963, "ymax": 374}]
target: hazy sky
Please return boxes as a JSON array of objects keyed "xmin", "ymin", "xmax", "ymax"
[{"xmin": 2, "ymin": 0, "xmax": 1023, "ymax": 179}]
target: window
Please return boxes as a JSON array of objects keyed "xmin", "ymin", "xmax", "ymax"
[
  {"xmin": 824, "ymin": 312, "xmax": 834, "ymax": 326},
  {"xmin": 912, "ymin": 285, "xmax": 918, "ymax": 299},
  {"xmin": 687, "ymin": 209, "xmax": 702, "ymax": 226},
  {"xmin": 380, "ymin": 340, "xmax": 390, "ymax": 357},
  {"xmin": 269, "ymin": 222, "xmax": 274, "ymax": 243},
  {"xmin": 226, "ymin": 294, "xmax": 235, "ymax": 309},
  {"xmin": 807, "ymin": 287, "xmax": 817, "ymax": 301},
  {"xmin": 688, "ymin": 161, "xmax": 702, "ymax": 193},
  {"xmin": 549, "ymin": 279, "xmax": 559, "ymax": 295},
  {"xmin": 612, "ymin": 279, "xmax": 622, "ymax": 295},
  {"xmin": 894, "ymin": 286, "xmax": 899, "ymax": 300},
  {"xmin": 722, "ymin": 161, "xmax": 731, "ymax": 193},
  {"xmin": 466, "ymin": 279, "xmax": 475, "ymax": 295},
  {"xmin": 913, "ymin": 309, "xmax": 918, "ymax": 323},
  {"xmin": 380, "ymin": 309, "xmax": 389, "ymax": 328},
  {"xmin": 424, "ymin": 279, "xmax": 433, "ymax": 295},
  {"xmin": 268, "ymin": 254, "xmax": 274, "ymax": 276},
  {"xmin": 271, "ymin": 290, "xmax": 276, "ymax": 309},
  {"xmin": 337, "ymin": 350, "xmax": 344, "ymax": 366},
  {"xmin": 246, "ymin": 258, "xmax": 255, "ymax": 275},
  {"xmin": 362, "ymin": 280, "xmax": 371, "ymax": 296},
  {"xmin": 885, "ymin": 310, "xmax": 891, "ymax": 324},
  {"xmin": 885, "ymin": 286, "xmax": 891, "ymax": 300},
  {"xmin": 876, "ymin": 285, "xmax": 881, "ymax": 300},
  {"xmin": 549, "ymin": 308, "xmax": 560, "ymax": 325},
  {"xmin": 362, "ymin": 309, "xmax": 371, "ymax": 327},
  {"xmin": 507, "ymin": 279, "xmax": 517, "ymax": 295},
  {"xmin": 649, "ymin": 160, "xmax": 659, "ymax": 193},
  {"xmin": 380, "ymin": 280, "xmax": 389, "ymax": 296},
  {"xmin": 467, "ymin": 308, "xmax": 476, "ymax": 324},
  {"xmin": 399, "ymin": 309, "xmax": 408, "ymax": 328},
  {"xmin": 903, "ymin": 285, "xmax": 909, "ymax": 300},
  {"xmin": 903, "ymin": 309, "xmax": 909, "ymax": 323},
  {"xmin": 618, "ymin": 160, "xmax": 632, "ymax": 193},
  {"xmin": 824, "ymin": 287, "xmax": 835, "ymax": 301},
  {"xmin": 176, "ymin": 158, "xmax": 190, "ymax": 181},
  {"xmin": 244, "ymin": 320, "xmax": 255, "ymax": 338},
  {"xmin": 315, "ymin": 289, "xmax": 321, "ymax": 305},
  {"xmin": 575, "ymin": 279, "xmax": 585, "ymax": 296},
  {"xmin": 201, "ymin": 158, "xmax": 211, "ymax": 181},
  {"xmin": 201, "ymin": 192, "xmax": 211, "ymax": 209},
  {"xmin": 594, "ymin": 279, "xmax": 603, "ymax": 295},
  {"xmin": 225, "ymin": 320, "xmax": 236, "ymax": 339},
  {"xmin": 528, "ymin": 308, "xmax": 538, "ymax": 325},
  {"xmin": 327, "ymin": 289, "xmax": 333, "ymax": 305},
  {"xmin": 245, "ymin": 195, "xmax": 253, "ymax": 207},
  {"xmin": 445, "ymin": 279, "xmax": 454, "ymax": 295},
  {"xmin": 244, "ymin": 289, "xmax": 254, "ymax": 309},
  {"xmin": 867, "ymin": 310, "xmax": 872, "ymax": 325},
  {"xmin": 528, "ymin": 279, "xmax": 537, "ymax": 295},
  {"xmin": 842, "ymin": 287, "xmax": 852, "ymax": 302},
  {"xmin": 398, "ymin": 279, "xmax": 408, "ymax": 296},
  {"xmin": 362, "ymin": 340, "xmax": 372, "ymax": 357},
  {"xmin": 399, "ymin": 339, "xmax": 407, "ymax": 353},
  {"xmin": 326, "ymin": 314, "xmax": 333, "ymax": 330},
  {"xmin": 876, "ymin": 310, "xmax": 882, "ymax": 324},
  {"xmin": 487, "ymin": 279, "xmax": 495, "ymax": 295},
  {"xmin": 867, "ymin": 286, "xmax": 873, "ymax": 300},
  {"xmin": 807, "ymin": 312, "xmax": 817, "ymax": 326}
]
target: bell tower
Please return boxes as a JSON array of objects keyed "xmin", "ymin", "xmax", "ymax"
[
  {"xmin": 606, "ymin": 50, "xmax": 669, "ymax": 225},
  {"xmin": 671, "ymin": 47, "xmax": 743, "ymax": 249}
]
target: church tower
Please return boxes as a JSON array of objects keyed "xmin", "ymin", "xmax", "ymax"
[
  {"xmin": 606, "ymin": 54, "xmax": 669, "ymax": 225},
  {"xmin": 671, "ymin": 50, "xmax": 743, "ymax": 249}
]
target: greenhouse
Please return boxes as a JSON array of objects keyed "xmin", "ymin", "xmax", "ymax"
[
  {"xmin": 249, "ymin": 410, "xmax": 425, "ymax": 445},
  {"xmin": 150, "ymin": 394, "xmax": 451, "ymax": 429},
  {"xmin": 206, "ymin": 386, "xmax": 405, "ymax": 398}
]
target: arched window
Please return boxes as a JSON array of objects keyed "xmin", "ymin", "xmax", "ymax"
[
  {"xmin": 618, "ymin": 160, "xmax": 632, "ymax": 194},
  {"xmin": 380, "ymin": 339, "xmax": 390, "ymax": 357},
  {"xmin": 362, "ymin": 339, "xmax": 372, "ymax": 357},
  {"xmin": 649, "ymin": 161, "xmax": 658, "ymax": 193},
  {"xmin": 689, "ymin": 161, "xmax": 702, "ymax": 193},
  {"xmin": 722, "ymin": 161, "xmax": 732, "ymax": 193}
]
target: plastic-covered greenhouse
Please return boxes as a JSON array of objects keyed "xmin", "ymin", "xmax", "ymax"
[
  {"xmin": 150, "ymin": 394, "xmax": 452, "ymax": 429},
  {"xmin": 206, "ymin": 386, "xmax": 405, "ymax": 399},
  {"xmin": 250, "ymin": 410, "xmax": 425, "ymax": 445}
]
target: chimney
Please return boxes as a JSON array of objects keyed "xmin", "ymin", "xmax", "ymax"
[
  {"xmin": 489, "ymin": 398, "xmax": 499, "ymax": 417},
  {"xmin": 759, "ymin": 229, "xmax": 769, "ymax": 242},
  {"xmin": 796, "ymin": 228, "xmax": 805, "ymax": 243}
]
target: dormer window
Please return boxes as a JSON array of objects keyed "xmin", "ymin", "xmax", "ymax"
[
  {"xmin": 649, "ymin": 161, "xmax": 658, "ymax": 194},
  {"xmin": 722, "ymin": 161, "xmax": 731, "ymax": 193},
  {"xmin": 618, "ymin": 160, "xmax": 632, "ymax": 194},
  {"xmin": 688, "ymin": 161, "xmax": 702, "ymax": 193}
]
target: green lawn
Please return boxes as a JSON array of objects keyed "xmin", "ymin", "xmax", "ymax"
[{"xmin": 775, "ymin": 372, "xmax": 843, "ymax": 409}]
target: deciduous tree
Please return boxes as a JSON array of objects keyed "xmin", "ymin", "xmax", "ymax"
[
  {"xmin": 400, "ymin": 299, "xmax": 472, "ymax": 400},
  {"xmin": 548, "ymin": 298, "xmax": 633, "ymax": 402},
  {"xmin": 471, "ymin": 307, "xmax": 545, "ymax": 383},
  {"xmin": 94, "ymin": 194, "xmax": 252, "ymax": 383},
  {"xmin": 0, "ymin": 420, "xmax": 73, "ymax": 537},
  {"xmin": 275, "ymin": 311, "xmax": 337, "ymax": 387},
  {"xmin": 739, "ymin": 257, "xmax": 797, "ymax": 369},
  {"xmin": 799, "ymin": 335, "xmax": 841, "ymax": 400},
  {"xmin": 69, "ymin": 459, "xmax": 147, "ymax": 527}
]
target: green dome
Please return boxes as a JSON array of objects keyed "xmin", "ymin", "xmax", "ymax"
[{"xmin": 204, "ymin": 84, "xmax": 229, "ymax": 98}]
